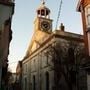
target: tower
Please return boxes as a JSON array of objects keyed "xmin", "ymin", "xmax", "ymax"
[
  {"xmin": 77, "ymin": 0, "xmax": 90, "ymax": 56},
  {"xmin": 34, "ymin": 0, "xmax": 53, "ymax": 33}
]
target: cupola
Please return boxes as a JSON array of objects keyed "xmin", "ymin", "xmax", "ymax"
[
  {"xmin": 36, "ymin": 1, "xmax": 50, "ymax": 18},
  {"xmin": 34, "ymin": 0, "xmax": 53, "ymax": 32}
]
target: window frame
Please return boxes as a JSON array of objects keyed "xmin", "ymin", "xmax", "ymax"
[{"xmin": 85, "ymin": 6, "xmax": 90, "ymax": 27}]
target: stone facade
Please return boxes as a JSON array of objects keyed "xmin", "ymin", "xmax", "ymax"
[{"xmin": 22, "ymin": 30, "xmax": 84, "ymax": 90}]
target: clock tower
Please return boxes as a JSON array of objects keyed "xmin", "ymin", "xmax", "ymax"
[{"xmin": 34, "ymin": 0, "xmax": 53, "ymax": 32}]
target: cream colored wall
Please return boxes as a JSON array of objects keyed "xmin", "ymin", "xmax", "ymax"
[
  {"xmin": 22, "ymin": 31, "xmax": 84, "ymax": 90},
  {"xmin": 22, "ymin": 39, "xmax": 55, "ymax": 90}
]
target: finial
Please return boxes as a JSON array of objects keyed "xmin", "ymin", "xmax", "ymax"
[{"xmin": 41, "ymin": 0, "xmax": 45, "ymax": 5}]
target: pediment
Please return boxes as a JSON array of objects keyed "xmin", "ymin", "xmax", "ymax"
[{"xmin": 27, "ymin": 30, "xmax": 51, "ymax": 54}]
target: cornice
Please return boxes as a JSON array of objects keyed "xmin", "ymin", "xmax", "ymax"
[
  {"xmin": 22, "ymin": 31, "xmax": 84, "ymax": 64},
  {"xmin": 0, "ymin": 1, "xmax": 15, "ymax": 6}
]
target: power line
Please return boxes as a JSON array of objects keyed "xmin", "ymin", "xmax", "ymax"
[{"xmin": 55, "ymin": 0, "xmax": 63, "ymax": 30}]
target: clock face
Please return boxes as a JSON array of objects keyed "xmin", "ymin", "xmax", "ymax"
[{"xmin": 41, "ymin": 21, "xmax": 50, "ymax": 31}]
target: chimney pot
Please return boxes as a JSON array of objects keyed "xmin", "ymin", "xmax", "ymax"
[{"xmin": 60, "ymin": 23, "xmax": 65, "ymax": 31}]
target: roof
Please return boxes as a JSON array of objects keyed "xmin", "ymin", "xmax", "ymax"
[{"xmin": 22, "ymin": 30, "xmax": 84, "ymax": 63}]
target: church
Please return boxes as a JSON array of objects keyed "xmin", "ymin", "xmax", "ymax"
[{"xmin": 21, "ymin": 1, "xmax": 86, "ymax": 90}]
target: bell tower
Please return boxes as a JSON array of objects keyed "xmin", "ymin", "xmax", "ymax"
[{"xmin": 34, "ymin": 0, "xmax": 53, "ymax": 32}]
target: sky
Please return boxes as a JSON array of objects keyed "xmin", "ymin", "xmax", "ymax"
[{"xmin": 8, "ymin": 0, "xmax": 83, "ymax": 72}]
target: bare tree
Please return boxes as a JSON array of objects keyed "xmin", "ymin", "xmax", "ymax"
[{"xmin": 46, "ymin": 41, "xmax": 86, "ymax": 90}]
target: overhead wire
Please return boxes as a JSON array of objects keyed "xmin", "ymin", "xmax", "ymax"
[{"xmin": 55, "ymin": 0, "xmax": 63, "ymax": 30}]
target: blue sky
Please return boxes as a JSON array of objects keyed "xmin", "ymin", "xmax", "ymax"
[{"xmin": 8, "ymin": 0, "xmax": 83, "ymax": 72}]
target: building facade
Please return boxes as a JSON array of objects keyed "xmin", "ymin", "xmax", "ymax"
[
  {"xmin": 77, "ymin": 0, "xmax": 90, "ymax": 56},
  {"xmin": 77, "ymin": 0, "xmax": 90, "ymax": 90},
  {"xmin": 0, "ymin": 0, "xmax": 15, "ymax": 89},
  {"xmin": 21, "ymin": 1, "xmax": 86, "ymax": 90}
]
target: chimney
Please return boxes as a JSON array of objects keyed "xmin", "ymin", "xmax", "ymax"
[{"xmin": 59, "ymin": 23, "xmax": 65, "ymax": 31}]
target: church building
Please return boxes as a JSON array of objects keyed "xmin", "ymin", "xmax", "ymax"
[{"xmin": 21, "ymin": 1, "xmax": 85, "ymax": 90}]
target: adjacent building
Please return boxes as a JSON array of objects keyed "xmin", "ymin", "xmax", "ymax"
[
  {"xmin": 0, "ymin": 0, "xmax": 15, "ymax": 89},
  {"xmin": 77, "ymin": 0, "xmax": 90, "ymax": 56},
  {"xmin": 21, "ymin": 1, "xmax": 86, "ymax": 90},
  {"xmin": 77, "ymin": 0, "xmax": 90, "ymax": 90},
  {"xmin": 16, "ymin": 61, "xmax": 22, "ymax": 89}
]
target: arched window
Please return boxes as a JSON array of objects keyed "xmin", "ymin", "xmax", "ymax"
[
  {"xmin": 33, "ymin": 75, "xmax": 36, "ymax": 90},
  {"xmin": 45, "ymin": 72, "xmax": 49, "ymax": 90}
]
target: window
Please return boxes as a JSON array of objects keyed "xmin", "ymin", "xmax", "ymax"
[
  {"xmin": 33, "ymin": 75, "xmax": 36, "ymax": 90},
  {"xmin": 33, "ymin": 59, "xmax": 36, "ymax": 71},
  {"xmin": 45, "ymin": 72, "xmax": 49, "ymax": 90},
  {"xmin": 25, "ymin": 78, "xmax": 27, "ymax": 90},
  {"xmin": 46, "ymin": 54, "xmax": 48, "ymax": 65},
  {"xmin": 87, "ymin": 7, "xmax": 90, "ymax": 14},
  {"xmin": 85, "ymin": 7, "xmax": 90, "ymax": 26},
  {"xmin": 26, "ymin": 64, "xmax": 27, "ymax": 73},
  {"xmin": 87, "ymin": 7, "xmax": 90, "ymax": 25},
  {"xmin": 87, "ymin": 15, "xmax": 90, "ymax": 25}
]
